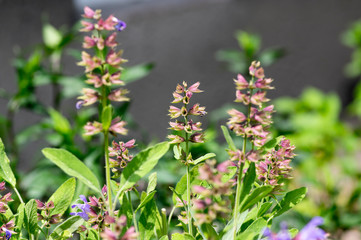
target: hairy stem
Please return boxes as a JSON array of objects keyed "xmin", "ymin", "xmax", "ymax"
[
  {"xmin": 104, "ymin": 130, "xmax": 112, "ymax": 215},
  {"xmin": 128, "ymin": 191, "xmax": 140, "ymax": 240}
]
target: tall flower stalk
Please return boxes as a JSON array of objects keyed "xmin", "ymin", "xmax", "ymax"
[
  {"xmin": 77, "ymin": 6, "xmax": 129, "ymax": 216},
  {"xmin": 227, "ymin": 61, "xmax": 274, "ymax": 239},
  {"xmin": 168, "ymin": 81, "xmax": 206, "ymax": 236}
]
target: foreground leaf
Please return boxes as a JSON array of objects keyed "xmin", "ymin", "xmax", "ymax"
[
  {"xmin": 42, "ymin": 148, "xmax": 101, "ymax": 193},
  {"xmin": 48, "ymin": 178, "xmax": 76, "ymax": 216},
  {"xmin": 171, "ymin": 233, "xmax": 196, "ymax": 240},
  {"xmin": 272, "ymin": 187, "xmax": 307, "ymax": 217},
  {"xmin": 0, "ymin": 139, "xmax": 16, "ymax": 187},
  {"xmin": 24, "ymin": 200, "xmax": 38, "ymax": 236},
  {"xmin": 50, "ymin": 216, "xmax": 84, "ymax": 239},
  {"xmin": 118, "ymin": 142, "xmax": 169, "ymax": 194}
]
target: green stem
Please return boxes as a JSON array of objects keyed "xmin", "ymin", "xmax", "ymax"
[
  {"xmin": 128, "ymin": 191, "xmax": 140, "ymax": 240},
  {"xmin": 186, "ymin": 164, "xmax": 193, "ymax": 236},
  {"xmin": 13, "ymin": 186, "xmax": 24, "ymax": 204},
  {"xmin": 104, "ymin": 131, "xmax": 112, "ymax": 216}
]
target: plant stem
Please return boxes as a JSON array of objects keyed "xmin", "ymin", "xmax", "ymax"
[
  {"xmin": 128, "ymin": 191, "xmax": 140, "ymax": 239},
  {"xmin": 104, "ymin": 130, "xmax": 112, "ymax": 215},
  {"xmin": 13, "ymin": 186, "xmax": 24, "ymax": 204},
  {"xmin": 186, "ymin": 164, "xmax": 193, "ymax": 236}
]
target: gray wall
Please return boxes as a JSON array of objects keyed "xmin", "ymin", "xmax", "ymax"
[{"xmin": 1, "ymin": 0, "xmax": 361, "ymax": 169}]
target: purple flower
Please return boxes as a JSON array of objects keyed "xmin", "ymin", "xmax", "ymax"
[
  {"xmin": 295, "ymin": 217, "xmax": 327, "ymax": 240},
  {"xmin": 114, "ymin": 19, "xmax": 127, "ymax": 32},
  {"xmin": 70, "ymin": 195, "xmax": 91, "ymax": 221},
  {"xmin": 263, "ymin": 217, "xmax": 328, "ymax": 240},
  {"xmin": 3, "ymin": 228, "xmax": 11, "ymax": 240}
]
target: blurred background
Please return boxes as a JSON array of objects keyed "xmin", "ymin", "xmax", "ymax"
[{"xmin": 1, "ymin": 1, "xmax": 361, "ymax": 238}]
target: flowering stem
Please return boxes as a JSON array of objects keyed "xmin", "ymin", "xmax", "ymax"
[
  {"xmin": 186, "ymin": 164, "xmax": 193, "ymax": 236},
  {"xmin": 103, "ymin": 130, "xmax": 113, "ymax": 216},
  {"xmin": 13, "ymin": 186, "xmax": 24, "ymax": 204}
]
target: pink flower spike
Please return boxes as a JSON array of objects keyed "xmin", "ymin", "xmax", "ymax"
[
  {"xmin": 80, "ymin": 20, "xmax": 94, "ymax": 32},
  {"xmin": 83, "ymin": 36, "xmax": 96, "ymax": 49},
  {"xmin": 189, "ymin": 132, "xmax": 204, "ymax": 143},
  {"xmin": 255, "ymin": 67, "xmax": 265, "ymax": 79},
  {"xmin": 106, "ymin": 50, "xmax": 126, "ymax": 67},
  {"xmin": 172, "ymin": 92, "xmax": 183, "ymax": 103},
  {"xmin": 105, "ymin": 32, "xmax": 118, "ymax": 48},
  {"xmin": 103, "ymin": 15, "xmax": 116, "ymax": 30},
  {"xmin": 188, "ymin": 82, "xmax": 203, "ymax": 93},
  {"xmin": 193, "ymin": 185, "xmax": 206, "ymax": 194},
  {"xmin": 169, "ymin": 121, "xmax": 184, "ymax": 131},
  {"xmin": 168, "ymin": 106, "xmax": 182, "ymax": 119},
  {"xmin": 84, "ymin": 121, "xmax": 103, "ymax": 136},
  {"xmin": 108, "ymin": 88, "xmax": 129, "ymax": 102},
  {"xmin": 77, "ymin": 88, "xmax": 100, "ymax": 107},
  {"xmin": 83, "ymin": 6, "xmax": 95, "ymax": 18},
  {"xmin": 167, "ymin": 135, "xmax": 185, "ymax": 144},
  {"xmin": 109, "ymin": 72, "xmax": 124, "ymax": 85},
  {"xmin": 217, "ymin": 160, "xmax": 233, "ymax": 172},
  {"xmin": 86, "ymin": 74, "xmax": 102, "ymax": 88},
  {"xmin": 234, "ymin": 74, "xmax": 249, "ymax": 90},
  {"xmin": 124, "ymin": 139, "xmax": 136, "ymax": 148},
  {"xmin": 109, "ymin": 117, "xmax": 128, "ymax": 136}
]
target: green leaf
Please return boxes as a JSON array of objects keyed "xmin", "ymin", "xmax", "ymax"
[
  {"xmin": 259, "ymin": 48, "xmax": 286, "ymax": 66},
  {"xmin": 48, "ymin": 108, "xmax": 72, "ymax": 135},
  {"xmin": 118, "ymin": 142, "xmax": 169, "ymax": 194},
  {"xmin": 236, "ymin": 218, "xmax": 268, "ymax": 240},
  {"xmin": 135, "ymin": 191, "xmax": 156, "ymax": 213},
  {"xmin": 15, "ymin": 203, "xmax": 25, "ymax": 233},
  {"xmin": 262, "ymin": 136, "xmax": 284, "ymax": 152},
  {"xmin": 239, "ymin": 162, "xmax": 256, "ymax": 205},
  {"xmin": 192, "ymin": 153, "xmax": 216, "ymax": 165},
  {"xmin": 139, "ymin": 199, "xmax": 161, "ymax": 240},
  {"xmin": 50, "ymin": 216, "xmax": 84, "ymax": 239},
  {"xmin": 173, "ymin": 164, "xmax": 202, "ymax": 205},
  {"xmin": 122, "ymin": 63, "xmax": 154, "ymax": 84},
  {"xmin": 221, "ymin": 210, "xmax": 249, "ymax": 240},
  {"xmin": 24, "ymin": 199, "xmax": 38, "ymax": 235},
  {"xmin": 42, "ymin": 148, "xmax": 101, "ymax": 193},
  {"xmin": 147, "ymin": 172, "xmax": 157, "ymax": 194},
  {"xmin": 160, "ymin": 236, "xmax": 169, "ymax": 240},
  {"xmin": 48, "ymin": 178, "xmax": 76, "ymax": 216},
  {"xmin": 221, "ymin": 125, "xmax": 236, "ymax": 151},
  {"xmin": 119, "ymin": 194, "xmax": 133, "ymax": 227},
  {"xmin": 240, "ymin": 186, "xmax": 273, "ymax": 212},
  {"xmin": 257, "ymin": 202, "xmax": 273, "ymax": 218},
  {"xmin": 101, "ymin": 105, "xmax": 113, "ymax": 131},
  {"xmin": 0, "ymin": 139, "xmax": 16, "ymax": 187},
  {"xmin": 272, "ymin": 187, "xmax": 307, "ymax": 217},
  {"xmin": 43, "ymin": 23, "xmax": 62, "ymax": 49},
  {"xmin": 171, "ymin": 233, "xmax": 196, "ymax": 240},
  {"xmin": 173, "ymin": 145, "xmax": 181, "ymax": 160}
]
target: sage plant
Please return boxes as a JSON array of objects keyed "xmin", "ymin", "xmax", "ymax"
[
  {"xmin": 77, "ymin": 6, "xmax": 129, "ymax": 217},
  {"xmin": 168, "ymin": 81, "xmax": 206, "ymax": 236}
]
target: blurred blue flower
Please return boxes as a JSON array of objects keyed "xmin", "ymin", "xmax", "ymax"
[{"xmin": 70, "ymin": 195, "xmax": 91, "ymax": 221}]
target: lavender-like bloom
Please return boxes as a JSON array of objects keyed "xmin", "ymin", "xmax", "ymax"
[
  {"xmin": 263, "ymin": 217, "xmax": 328, "ymax": 240},
  {"xmin": 70, "ymin": 195, "xmax": 91, "ymax": 221},
  {"xmin": 114, "ymin": 19, "xmax": 127, "ymax": 32},
  {"xmin": 0, "ymin": 220, "xmax": 15, "ymax": 240}
]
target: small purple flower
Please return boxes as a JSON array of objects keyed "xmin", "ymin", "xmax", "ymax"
[
  {"xmin": 114, "ymin": 19, "xmax": 127, "ymax": 32},
  {"xmin": 70, "ymin": 195, "xmax": 91, "ymax": 221},
  {"xmin": 3, "ymin": 228, "xmax": 11, "ymax": 240}
]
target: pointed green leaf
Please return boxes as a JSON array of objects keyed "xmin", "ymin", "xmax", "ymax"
[
  {"xmin": 50, "ymin": 216, "xmax": 84, "ymax": 239},
  {"xmin": 192, "ymin": 153, "xmax": 216, "ymax": 165},
  {"xmin": 122, "ymin": 63, "xmax": 154, "ymax": 84},
  {"xmin": 160, "ymin": 236, "xmax": 169, "ymax": 240},
  {"xmin": 24, "ymin": 199, "xmax": 38, "ymax": 235},
  {"xmin": 173, "ymin": 164, "xmax": 202, "ymax": 205},
  {"xmin": 173, "ymin": 145, "xmax": 181, "ymax": 160},
  {"xmin": 221, "ymin": 125, "xmax": 236, "ymax": 151},
  {"xmin": 15, "ymin": 203, "xmax": 25, "ymax": 234},
  {"xmin": 48, "ymin": 178, "xmax": 76, "ymax": 216},
  {"xmin": 139, "ymin": 199, "xmax": 161, "ymax": 240},
  {"xmin": 42, "ymin": 148, "xmax": 101, "ymax": 193},
  {"xmin": 257, "ymin": 202, "xmax": 273, "ymax": 218},
  {"xmin": 101, "ymin": 105, "xmax": 113, "ymax": 131},
  {"xmin": 171, "ymin": 233, "xmax": 196, "ymax": 240},
  {"xmin": 236, "ymin": 218, "xmax": 268, "ymax": 240},
  {"xmin": 48, "ymin": 108, "xmax": 72, "ymax": 135},
  {"xmin": 118, "ymin": 142, "xmax": 169, "ymax": 194},
  {"xmin": 0, "ymin": 139, "xmax": 16, "ymax": 187},
  {"xmin": 239, "ymin": 162, "xmax": 256, "ymax": 204},
  {"xmin": 135, "ymin": 191, "xmax": 156, "ymax": 213},
  {"xmin": 222, "ymin": 210, "xmax": 249, "ymax": 240},
  {"xmin": 240, "ymin": 186, "xmax": 273, "ymax": 212},
  {"xmin": 147, "ymin": 172, "xmax": 157, "ymax": 194},
  {"xmin": 272, "ymin": 187, "xmax": 307, "ymax": 217},
  {"xmin": 43, "ymin": 23, "xmax": 62, "ymax": 49}
]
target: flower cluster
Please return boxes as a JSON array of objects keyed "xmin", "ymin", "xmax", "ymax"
[
  {"xmin": 191, "ymin": 160, "xmax": 234, "ymax": 225},
  {"xmin": 0, "ymin": 182, "xmax": 15, "ymax": 240},
  {"xmin": 100, "ymin": 215, "xmax": 138, "ymax": 240},
  {"xmin": 77, "ymin": 6, "xmax": 129, "ymax": 136},
  {"xmin": 227, "ymin": 61, "xmax": 274, "ymax": 150},
  {"xmin": 108, "ymin": 139, "xmax": 136, "ymax": 178},
  {"xmin": 72, "ymin": 187, "xmax": 112, "ymax": 231},
  {"xmin": 168, "ymin": 81, "xmax": 206, "ymax": 148},
  {"xmin": 263, "ymin": 217, "xmax": 328, "ymax": 240},
  {"xmin": 257, "ymin": 138, "xmax": 295, "ymax": 192},
  {"xmin": 36, "ymin": 200, "xmax": 61, "ymax": 227}
]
